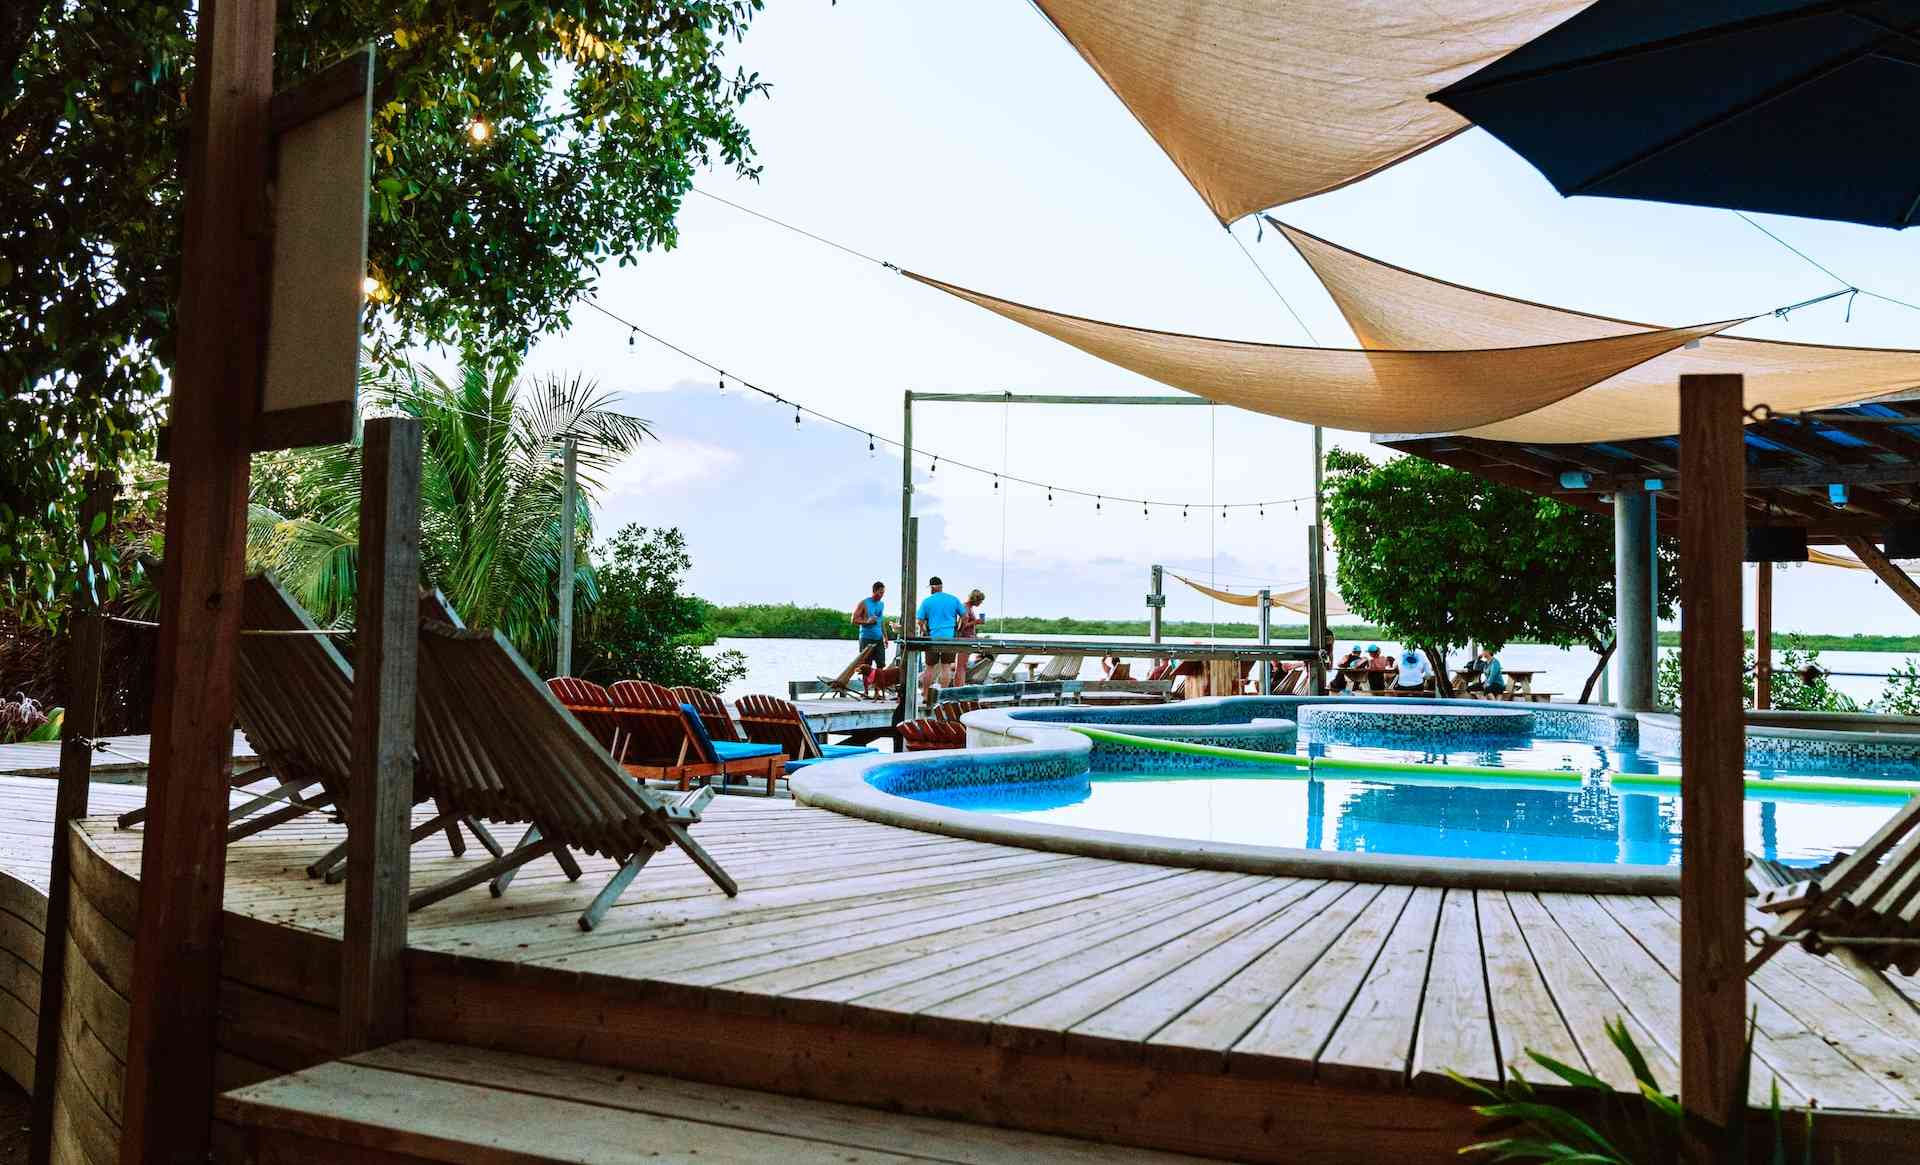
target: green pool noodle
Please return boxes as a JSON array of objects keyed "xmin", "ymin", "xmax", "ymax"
[{"xmin": 1068, "ymin": 724, "xmax": 1583, "ymax": 783}]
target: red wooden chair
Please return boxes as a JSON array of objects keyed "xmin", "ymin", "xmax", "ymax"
[
  {"xmin": 670, "ymin": 685, "xmax": 742, "ymax": 742},
  {"xmin": 898, "ymin": 718, "xmax": 966, "ymax": 752},
  {"xmin": 547, "ymin": 676, "xmax": 625, "ymax": 762},
  {"xmin": 735, "ymin": 694, "xmax": 879, "ymax": 773},
  {"xmin": 609, "ymin": 680, "xmax": 783, "ymax": 793},
  {"xmin": 931, "ymin": 700, "xmax": 983, "ymax": 722}
]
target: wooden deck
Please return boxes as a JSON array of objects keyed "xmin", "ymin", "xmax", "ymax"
[
  {"xmin": 0, "ymin": 731, "xmax": 256, "ymax": 781},
  {"xmin": 10, "ymin": 780, "xmax": 1920, "ymax": 1162}
]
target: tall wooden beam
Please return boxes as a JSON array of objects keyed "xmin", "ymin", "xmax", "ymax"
[
  {"xmin": 1841, "ymin": 535, "xmax": 1920, "ymax": 618},
  {"xmin": 119, "ymin": 1, "xmax": 274, "ymax": 1160},
  {"xmin": 1678, "ymin": 374, "xmax": 1747, "ymax": 1133},
  {"xmin": 29, "ymin": 476, "xmax": 112, "ymax": 1165},
  {"xmin": 1755, "ymin": 562, "xmax": 1772, "ymax": 711},
  {"xmin": 338, "ymin": 417, "xmax": 422, "ymax": 1052}
]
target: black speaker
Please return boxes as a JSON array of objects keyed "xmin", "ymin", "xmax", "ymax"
[
  {"xmin": 1744, "ymin": 526, "xmax": 1808, "ymax": 563},
  {"xmin": 1884, "ymin": 522, "xmax": 1920, "ymax": 559}
]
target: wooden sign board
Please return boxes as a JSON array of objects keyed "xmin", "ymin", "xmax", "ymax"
[{"xmin": 256, "ymin": 47, "xmax": 374, "ymax": 450}]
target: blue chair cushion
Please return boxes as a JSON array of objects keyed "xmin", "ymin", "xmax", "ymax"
[
  {"xmin": 678, "ymin": 703, "xmax": 781, "ymax": 766},
  {"xmin": 819, "ymin": 743, "xmax": 878, "ymax": 759},
  {"xmin": 713, "ymin": 739, "xmax": 783, "ymax": 762}
]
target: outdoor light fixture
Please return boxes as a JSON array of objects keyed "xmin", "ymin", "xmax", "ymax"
[
  {"xmin": 1643, "ymin": 478, "xmax": 1664, "ymax": 491},
  {"xmin": 1745, "ymin": 526, "xmax": 1808, "ymax": 563},
  {"xmin": 1557, "ymin": 470, "xmax": 1593, "ymax": 489},
  {"xmin": 361, "ymin": 275, "xmax": 379, "ymax": 297},
  {"xmin": 1828, "ymin": 483, "xmax": 1850, "ymax": 506}
]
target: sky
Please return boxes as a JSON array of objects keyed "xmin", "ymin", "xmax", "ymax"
[{"xmin": 516, "ymin": 3, "xmax": 1920, "ymax": 633}]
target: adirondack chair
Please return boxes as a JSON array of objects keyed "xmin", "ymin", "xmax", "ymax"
[
  {"xmin": 734, "ymin": 694, "xmax": 878, "ymax": 774},
  {"xmin": 989, "ymin": 654, "xmax": 1028, "ymax": 681},
  {"xmin": 547, "ymin": 677, "xmax": 626, "ymax": 762},
  {"xmin": 670, "ymin": 686, "xmax": 743, "ymax": 742},
  {"xmin": 609, "ymin": 680, "xmax": 784, "ymax": 792},
  {"xmin": 1272, "ymin": 665, "xmax": 1305, "ymax": 696},
  {"xmin": 932, "ymin": 700, "xmax": 983, "ymax": 722},
  {"xmin": 897, "ymin": 717, "xmax": 967, "ymax": 752},
  {"xmin": 1747, "ymin": 795, "xmax": 1920, "ymax": 1027},
  {"xmin": 141, "ymin": 575, "xmax": 505, "ymax": 884},
  {"xmin": 1031, "ymin": 655, "xmax": 1085, "ymax": 681},
  {"xmin": 410, "ymin": 618, "xmax": 738, "ymax": 930},
  {"xmin": 963, "ymin": 654, "xmax": 997, "ymax": 684}
]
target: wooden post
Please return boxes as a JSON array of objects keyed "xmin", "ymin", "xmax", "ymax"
[
  {"xmin": 1678, "ymin": 373, "xmax": 1747, "ymax": 1133},
  {"xmin": 1754, "ymin": 561, "xmax": 1772, "ymax": 711},
  {"xmin": 338, "ymin": 417, "xmax": 422, "ymax": 1052},
  {"xmin": 555, "ymin": 436, "xmax": 578, "ymax": 677},
  {"xmin": 29, "ymin": 476, "xmax": 112, "ymax": 1165},
  {"xmin": 120, "ymin": 2, "xmax": 274, "ymax": 1160}
]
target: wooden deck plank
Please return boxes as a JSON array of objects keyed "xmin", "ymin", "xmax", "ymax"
[
  {"xmin": 1146, "ymin": 883, "xmax": 1384, "ymax": 1073},
  {"xmin": 1409, "ymin": 889, "xmax": 1499, "ymax": 1092},
  {"xmin": 1225, "ymin": 883, "xmax": 1414, "ymax": 1079},
  {"xmin": 1314, "ymin": 885, "xmax": 1443, "ymax": 1091},
  {"xmin": 1479, "ymin": 890, "xmax": 1585, "ymax": 1080}
]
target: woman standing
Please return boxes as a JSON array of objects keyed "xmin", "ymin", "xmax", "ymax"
[{"xmin": 953, "ymin": 589, "xmax": 987, "ymax": 687}]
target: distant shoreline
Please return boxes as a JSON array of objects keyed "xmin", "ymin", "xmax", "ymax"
[{"xmin": 701, "ymin": 604, "xmax": 1920, "ymax": 654}]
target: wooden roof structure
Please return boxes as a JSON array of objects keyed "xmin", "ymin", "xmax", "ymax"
[{"xmin": 1384, "ymin": 399, "xmax": 1920, "ymax": 544}]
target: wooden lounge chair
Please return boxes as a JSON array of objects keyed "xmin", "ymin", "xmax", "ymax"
[
  {"xmin": 410, "ymin": 617, "xmax": 738, "ymax": 930},
  {"xmin": 134, "ymin": 575, "xmax": 503, "ymax": 884},
  {"xmin": 670, "ymin": 686, "xmax": 743, "ymax": 742},
  {"xmin": 1031, "ymin": 654, "xmax": 1084, "ymax": 681},
  {"xmin": 609, "ymin": 680, "xmax": 784, "ymax": 792},
  {"xmin": 989, "ymin": 654, "xmax": 1028, "ymax": 681},
  {"xmin": 735, "ymin": 694, "xmax": 878, "ymax": 773},
  {"xmin": 1747, "ymin": 796, "xmax": 1920, "ymax": 1025},
  {"xmin": 932, "ymin": 700, "xmax": 983, "ymax": 722},
  {"xmin": 898, "ymin": 718, "xmax": 966, "ymax": 752},
  {"xmin": 547, "ymin": 677, "xmax": 626, "ymax": 761}
]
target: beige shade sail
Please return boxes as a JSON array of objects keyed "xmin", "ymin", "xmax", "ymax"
[
  {"xmin": 1030, "ymin": 0, "xmax": 1590, "ymax": 222},
  {"xmin": 1273, "ymin": 220, "xmax": 1920, "ymax": 443},
  {"xmin": 905, "ymin": 271, "xmax": 1743, "ymax": 434},
  {"xmin": 1170, "ymin": 572, "xmax": 1351, "ymax": 618}
]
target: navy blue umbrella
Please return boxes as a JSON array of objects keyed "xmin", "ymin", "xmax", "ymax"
[{"xmin": 1430, "ymin": 1, "xmax": 1920, "ymax": 228}]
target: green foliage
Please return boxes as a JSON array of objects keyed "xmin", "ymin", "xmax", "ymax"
[
  {"xmin": 707, "ymin": 603, "xmax": 863, "ymax": 640},
  {"xmin": 249, "ymin": 353, "xmax": 650, "ymax": 665},
  {"xmin": 1875, "ymin": 660, "xmax": 1920, "ymax": 715},
  {"xmin": 1322, "ymin": 449, "xmax": 1677, "ymax": 692},
  {"xmin": 574, "ymin": 524, "xmax": 745, "ymax": 691},
  {"xmin": 2, "ymin": 0, "xmax": 765, "ymax": 625},
  {"xmin": 1656, "ymin": 637, "xmax": 1858, "ymax": 712},
  {"xmin": 1453, "ymin": 1014, "xmax": 1809, "ymax": 1165},
  {"xmin": 0, "ymin": 694, "xmax": 59, "ymax": 744}
]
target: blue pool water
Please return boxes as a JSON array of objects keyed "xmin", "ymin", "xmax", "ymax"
[{"xmin": 906, "ymin": 734, "xmax": 1917, "ymax": 867}]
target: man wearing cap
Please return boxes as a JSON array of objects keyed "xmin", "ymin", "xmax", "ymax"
[{"xmin": 915, "ymin": 576, "xmax": 966, "ymax": 693}]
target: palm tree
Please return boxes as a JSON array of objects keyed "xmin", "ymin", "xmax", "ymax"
[{"xmin": 250, "ymin": 354, "xmax": 650, "ymax": 665}]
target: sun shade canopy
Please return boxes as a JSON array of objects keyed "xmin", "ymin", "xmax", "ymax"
[
  {"xmin": 1029, "ymin": 0, "xmax": 1590, "ymax": 222},
  {"xmin": 1272, "ymin": 220, "xmax": 1920, "ymax": 443},
  {"xmin": 905, "ymin": 271, "xmax": 1743, "ymax": 434},
  {"xmin": 1170, "ymin": 572, "xmax": 1351, "ymax": 618}
]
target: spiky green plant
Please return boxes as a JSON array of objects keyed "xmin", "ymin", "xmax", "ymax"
[
  {"xmin": 249, "ymin": 354, "xmax": 651, "ymax": 664},
  {"xmin": 1449, "ymin": 1015, "xmax": 1811, "ymax": 1164}
]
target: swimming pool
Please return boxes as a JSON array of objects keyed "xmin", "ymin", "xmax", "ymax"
[
  {"xmin": 906, "ymin": 732, "xmax": 1910, "ymax": 867},
  {"xmin": 805, "ymin": 697, "xmax": 1920, "ymax": 880}
]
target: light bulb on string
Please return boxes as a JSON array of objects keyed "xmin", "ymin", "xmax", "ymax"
[
  {"xmin": 1260, "ymin": 505, "xmax": 1265, "ymax": 517},
  {"xmin": 1182, "ymin": 505, "xmax": 1188, "ymax": 520},
  {"xmin": 1222, "ymin": 507, "xmax": 1228, "ymax": 520},
  {"xmin": 718, "ymin": 373, "xmax": 726, "ymax": 395},
  {"xmin": 992, "ymin": 474, "xmax": 999, "ymax": 491},
  {"xmin": 867, "ymin": 433, "xmax": 875, "ymax": 457},
  {"xmin": 1047, "ymin": 487, "xmax": 1053, "ymax": 506},
  {"xmin": 626, "ymin": 327, "xmax": 636, "ymax": 356},
  {"xmin": 1095, "ymin": 495, "xmax": 1102, "ymax": 512},
  {"xmin": 931, "ymin": 456, "xmax": 938, "ymax": 474},
  {"xmin": 794, "ymin": 405, "xmax": 801, "ymax": 427}
]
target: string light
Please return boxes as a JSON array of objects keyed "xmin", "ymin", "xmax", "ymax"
[
  {"xmin": 1182, "ymin": 505, "xmax": 1189, "ymax": 520},
  {"xmin": 718, "ymin": 373, "xmax": 726, "ymax": 394},
  {"xmin": 1047, "ymin": 487, "xmax": 1054, "ymax": 505},
  {"xmin": 992, "ymin": 473, "xmax": 999, "ymax": 490},
  {"xmin": 627, "ymin": 328, "xmax": 636, "ymax": 351},
  {"xmin": 794, "ymin": 405, "xmax": 801, "ymax": 427},
  {"xmin": 931, "ymin": 456, "xmax": 938, "ymax": 474},
  {"xmin": 867, "ymin": 432, "xmax": 875, "ymax": 456},
  {"xmin": 1096, "ymin": 495, "xmax": 1102, "ymax": 512}
]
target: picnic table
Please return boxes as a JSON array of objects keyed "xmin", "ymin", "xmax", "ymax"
[{"xmin": 1450, "ymin": 668, "xmax": 1544, "ymax": 699}]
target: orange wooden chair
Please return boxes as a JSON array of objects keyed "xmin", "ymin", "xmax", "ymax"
[
  {"xmin": 670, "ymin": 685, "xmax": 742, "ymax": 742},
  {"xmin": 735, "ymin": 694, "xmax": 878, "ymax": 773},
  {"xmin": 610, "ymin": 680, "xmax": 784, "ymax": 793},
  {"xmin": 931, "ymin": 700, "xmax": 983, "ymax": 722},
  {"xmin": 898, "ymin": 718, "xmax": 966, "ymax": 752}
]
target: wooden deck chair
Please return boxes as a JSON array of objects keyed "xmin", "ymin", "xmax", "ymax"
[
  {"xmin": 411, "ymin": 617, "xmax": 738, "ymax": 929},
  {"xmin": 932, "ymin": 700, "xmax": 982, "ymax": 722},
  {"xmin": 898, "ymin": 718, "xmax": 966, "ymax": 752},
  {"xmin": 137, "ymin": 575, "xmax": 503, "ymax": 883},
  {"xmin": 735, "ymin": 694, "xmax": 878, "ymax": 774},
  {"xmin": 670, "ymin": 686, "xmax": 742, "ymax": 742},
  {"xmin": 608, "ymin": 680, "xmax": 783, "ymax": 792},
  {"xmin": 1748, "ymin": 795, "xmax": 1920, "ymax": 1024},
  {"xmin": 547, "ymin": 677, "xmax": 625, "ymax": 761},
  {"xmin": 1032, "ymin": 655, "xmax": 1084, "ymax": 681},
  {"xmin": 1272, "ymin": 665, "xmax": 1305, "ymax": 696},
  {"xmin": 989, "ymin": 654, "xmax": 1028, "ymax": 681}
]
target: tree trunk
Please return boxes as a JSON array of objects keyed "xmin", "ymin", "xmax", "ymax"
[
  {"xmin": 1579, "ymin": 637, "xmax": 1617, "ymax": 704},
  {"xmin": 1425, "ymin": 645, "xmax": 1452, "ymax": 697}
]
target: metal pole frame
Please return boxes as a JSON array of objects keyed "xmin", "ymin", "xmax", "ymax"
[
  {"xmin": 1257, "ymin": 589, "xmax": 1273, "ymax": 694},
  {"xmin": 555, "ymin": 435, "xmax": 579, "ymax": 677}
]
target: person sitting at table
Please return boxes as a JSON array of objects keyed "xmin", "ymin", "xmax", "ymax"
[
  {"xmin": 1393, "ymin": 648, "xmax": 1431, "ymax": 692},
  {"xmin": 1363, "ymin": 643, "xmax": 1393, "ymax": 692},
  {"xmin": 1465, "ymin": 646, "xmax": 1506, "ymax": 695},
  {"xmin": 1101, "ymin": 655, "xmax": 1134, "ymax": 681},
  {"xmin": 1328, "ymin": 645, "xmax": 1363, "ymax": 693}
]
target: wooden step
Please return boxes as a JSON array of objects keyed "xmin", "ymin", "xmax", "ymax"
[{"xmin": 212, "ymin": 1039, "xmax": 1219, "ymax": 1164}]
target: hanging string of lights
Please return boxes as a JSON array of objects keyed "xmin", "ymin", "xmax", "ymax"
[{"xmin": 583, "ymin": 298, "xmax": 1315, "ymax": 517}]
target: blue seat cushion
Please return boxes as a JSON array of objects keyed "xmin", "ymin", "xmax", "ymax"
[
  {"xmin": 678, "ymin": 703, "xmax": 782, "ymax": 766},
  {"xmin": 819, "ymin": 743, "xmax": 878, "ymax": 759},
  {"xmin": 713, "ymin": 740, "xmax": 783, "ymax": 762}
]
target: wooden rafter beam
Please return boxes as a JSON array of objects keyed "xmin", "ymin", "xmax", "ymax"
[{"xmin": 1841, "ymin": 536, "xmax": 1920, "ymax": 618}]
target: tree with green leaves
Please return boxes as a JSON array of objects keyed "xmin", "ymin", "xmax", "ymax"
[
  {"xmin": 3, "ymin": 0, "xmax": 766, "ymax": 619},
  {"xmin": 250, "ymin": 354, "xmax": 650, "ymax": 666},
  {"xmin": 1322, "ymin": 448, "xmax": 1678, "ymax": 699},
  {"xmin": 574, "ymin": 524, "xmax": 746, "ymax": 691}
]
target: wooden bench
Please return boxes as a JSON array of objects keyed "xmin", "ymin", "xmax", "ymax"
[{"xmin": 213, "ymin": 1040, "xmax": 1212, "ymax": 1164}]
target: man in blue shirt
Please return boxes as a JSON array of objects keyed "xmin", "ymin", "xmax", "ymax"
[{"xmin": 915, "ymin": 576, "xmax": 966, "ymax": 691}]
